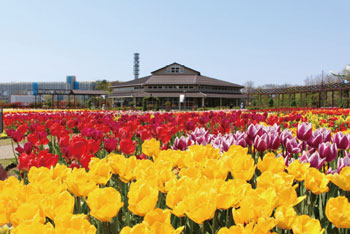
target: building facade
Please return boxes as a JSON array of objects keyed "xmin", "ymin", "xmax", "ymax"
[
  {"xmin": 109, "ymin": 63, "xmax": 245, "ymax": 108},
  {"xmin": 0, "ymin": 76, "xmax": 97, "ymax": 104}
]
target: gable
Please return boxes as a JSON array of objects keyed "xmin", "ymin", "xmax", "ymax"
[{"xmin": 151, "ymin": 63, "xmax": 200, "ymax": 75}]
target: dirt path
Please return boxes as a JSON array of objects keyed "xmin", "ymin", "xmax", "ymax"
[{"xmin": 0, "ymin": 144, "xmax": 15, "ymax": 159}]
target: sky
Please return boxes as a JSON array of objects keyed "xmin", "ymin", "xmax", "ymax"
[{"xmin": 0, "ymin": 0, "xmax": 349, "ymax": 86}]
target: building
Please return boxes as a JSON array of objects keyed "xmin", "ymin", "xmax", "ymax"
[
  {"xmin": 109, "ymin": 63, "xmax": 245, "ymax": 108},
  {"xmin": 0, "ymin": 76, "xmax": 97, "ymax": 104}
]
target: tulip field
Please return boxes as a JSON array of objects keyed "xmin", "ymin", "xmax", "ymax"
[{"xmin": 2, "ymin": 108, "xmax": 350, "ymax": 233}]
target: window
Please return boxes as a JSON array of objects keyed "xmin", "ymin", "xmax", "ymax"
[{"xmin": 167, "ymin": 65, "xmax": 184, "ymax": 73}]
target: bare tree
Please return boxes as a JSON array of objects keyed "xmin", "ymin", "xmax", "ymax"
[
  {"xmin": 305, "ymin": 73, "xmax": 342, "ymax": 86},
  {"xmin": 242, "ymin": 81, "xmax": 254, "ymax": 94}
]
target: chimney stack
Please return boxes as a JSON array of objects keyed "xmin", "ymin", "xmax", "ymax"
[{"xmin": 134, "ymin": 53, "xmax": 139, "ymax": 80}]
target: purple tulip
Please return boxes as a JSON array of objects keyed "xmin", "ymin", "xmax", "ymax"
[
  {"xmin": 337, "ymin": 152, "xmax": 350, "ymax": 173},
  {"xmin": 319, "ymin": 128, "xmax": 332, "ymax": 142},
  {"xmin": 326, "ymin": 167, "xmax": 337, "ymax": 175},
  {"xmin": 297, "ymin": 122, "xmax": 312, "ymax": 141},
  {"xmin": 280, "ymin": 129, "xmax": 293, "ymax": 147},
  {"xmin": 333, "ymin": 132, "xmax": 349, "ymax": 150},
  {"xmin": 189, "ymin": 128, "xmax": 210, "ymax": 145},
  {"xmin": 172, "ymin": 136, "xmax": 192, "ymax": 151},
  {"xmin": 235, "ymin": 138, "xmax": 247, "ymax": 148},
  {"xmin": 299, "ymin": 151, "xmax": 326, "ymax": 169},
  {"xmin": 286, "ymin": 138, "xmax": 301, "ymax": 154},
  {"xmin": 307, "ymin": 133, "xmax": 323, "ymax": 149},
  {"xmin": 103, "ymin": 138, "xmax": 117, "ymax": 153},
  {"xmin": 268, "ymin": 132, "xmax": 280, "ymax": 151},
  {"xmin": 246, "ymin": 124, "xmax": 259, "ymax": 145},
  {"xmin": 318, "ymin": 142, "xmax": 337, "ymax": 162},
  {"xmin": 254, "ymin": 133, "xmax": 268, "ymax": 153}
]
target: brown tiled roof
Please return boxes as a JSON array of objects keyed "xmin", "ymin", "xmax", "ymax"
[
  {"xmin": 196, "ymin": 76, "xmax": 244, "ymax": 88},
  {"xmin": 110, "ymin": 76, "xmax": 151, "ymax": 88},
  {"xmin": 112, "ymin": 75, "xmax": 243, "ymax": 88},
  {"xmin": 147, "ymin": 75, "xmax": 196, "ymax": 84}
]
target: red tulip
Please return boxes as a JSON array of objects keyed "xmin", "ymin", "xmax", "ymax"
[
  {"xmin": 120, "ymin": 139, "xmax": 135, "ymax": 155},
  {"xmin": 104, "ymin": 138, "xmax": 117, "ymax": 153}
]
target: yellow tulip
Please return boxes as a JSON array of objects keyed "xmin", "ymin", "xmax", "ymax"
[
  {"xmin": 325, "ymin": 196, "xmax": 350, "ymax": 228},
  {"xmin": 188, "ymin": 145, "xmax": 221, "ymax": 162},
  {"xmin": 54, "ymin": 213, "xmax": 97, "ymax": 234},
  {"xmin": 128, "ymin": 179, "xmax": 159, "ymax": 216},
  {"xmin": 292, "ymin": 215, "xmax": 324, "ymax": 234},
  {"xmin": 215, "ymin": 179, "xmax": 252, "ymax": 209},
  {"xmin": 120, "ymin": 223, "xmax": 154, "ymax": 234},
  {"xmin": 31, "ymin": 178, "xmax": 66, "ymax": 196},
  {"xmin": 217, "ymin": 217, "xmax": 276, "ymax": 234},
  {"xmin": 108, "ymin": 154, "xmax": 137, "ymax": 183},
  {"xmin": 11, "ymin": 222, "xmax": 55, "ymax": 234},
  {"xmin": 330, "ymin": 167, "xmax": 350, "ymax": 191},
  {"xmin": 276, "ymin": 185, "xmax": 305, "ymax": 207},
  {"xmin": 10, "ymin": 203, "xmax": 45, "ymax": 227},
  {"xmin": 166, "ymin": 177, "xmax": 193, "ymax": 217},
  {"xmin": 150, "ymin": 222, "xmax": 184, "ymax": 234},
  {"xmin": 257, "ymin": 153, "xmax": 285, "ymax": 174},
  {"xmin": 287, "ymin": 160, "xmax": 310, "ymax": 182},
  {"xmin": 233, "ymin": 187, "xmax": 277, "ymax": 225},
  {"xmin": 153, "ymin": 160, "xmax": 177, "ymax": 193},
  {"xmin": 87, "ymin": 187, "xmax": 123, "ymax": 222},
  {"xmin": 0, "ymin": 177, "xmax": 22, "ymax": 225},
  {"xmin": 225, "ymin": 153, "xmax": 256, "ymax": 181},
  {"xmin": 88, "ymin": 157, "xmax": 112, "ymax": 185},
  {"xmin": 274, "ymin": 206, "xmax": 297, "ymax": 230},
  {"xmin": 142, "ymin": 138, "xmax": 160, "ymax": 159},
  {"xmin": 51, "ymin": 164, "xmax": 71, "ymax": 182},
  {"xmin": 257, "ymin": 171, "xmax": 294, "ymax": 194},
  {"xmin": 304, "ymin": 168, "xmax": 330, "ymax": 194},
  {"xmin": 28, "ymin": 166, "xmax": 52, "ymax": 184},
  {"xmin": 144, "ymin": 208, "xmax": 171, "ymax": 226},
  {"xmin": 217, "ymin": 226, "xmax": 244, "ymax": 234},
  {"xmin": 183, "ymin": 183, "xmax": 217, "ymax": 224},
  {"xmin": 201, "ymin": 158, "xmax": 229, "ymax": 180},
  {"xmin": 40, "ymin": 191, "xmax": 74, "ymax": 220},
  {"xmin": 65, "ymin": 168, "xmax": 97, "ymax": 197}
]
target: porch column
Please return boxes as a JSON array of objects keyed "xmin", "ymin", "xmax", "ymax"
[
  {"xmin": 133, "ymin": 97, "xmax": 136, "ymax": 107},
  {"xmin": 219, "ymin": 98, "xmax": 222, "ymax": 108},
  {"xmin": 201, "ymin": 97, "xmax": 205, "ymax": 107},
  {"xmin": 121, "ymin": 98, "xmax": 123, "ymax": 108}
]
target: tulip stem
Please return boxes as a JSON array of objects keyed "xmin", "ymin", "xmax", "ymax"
[
  {"xmin": 212, "ymin": 210, "xmax": 218, "ymax": 234},
  {"xmin": 200, "ymin": 223, "xmax": 205, "ymax": 234},
  {"xmin": 122, "ymin": 182, "xmax": 131, "ymax": 227},
  {"xmin": 76, "ymin": 196, "xmax": 81, "ymax": 214}
]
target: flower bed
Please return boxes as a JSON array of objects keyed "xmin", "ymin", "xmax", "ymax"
[{"xmin": 1, "ymin": 108, "xmax": 350, "ymax": 233}]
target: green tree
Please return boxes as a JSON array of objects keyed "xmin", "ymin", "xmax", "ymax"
[{"xmin": 95, "ymin": 80, "xmax": 112, "ymax": 94}]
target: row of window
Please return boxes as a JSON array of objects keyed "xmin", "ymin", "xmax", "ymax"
[{"xmin": 119, "ymin": 86, "xmax": 240, "ymax": 92}]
